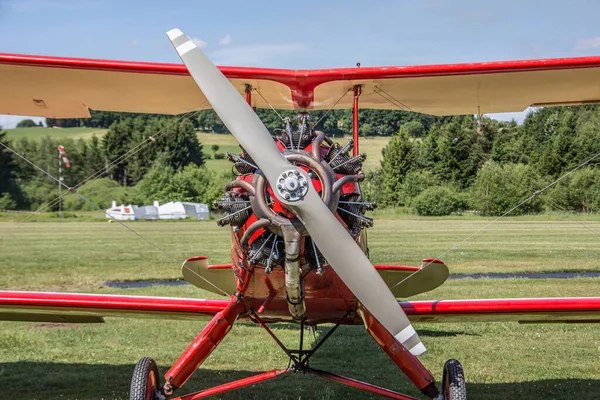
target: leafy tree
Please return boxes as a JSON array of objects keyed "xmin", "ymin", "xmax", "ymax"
[
  {"xmin": 403, "ymin": 120, "xmax": 426, "ymax": 138},
  {"xmin": 545, "ymin": 168, "xmax": 600, "ymax": 213},
  {"xmin": 380, "ymin": 128, "xmax": 419, "ymax": 206},
  {"xmin": 211, "ymin": 144, "xmax": 220, "ymax": 153},
  {"xmin": 360, "ymin": 171, "xmax": 384, "ymax": 205},
  {"xmin": 84, "ymin": 135, "xmax": 105, "ymax": 178},
  {"xmin": 63, "ymin": 178, "xmax": 140, "ymax": 211},
  {"xmin": 16, "ymin": 119, "xmax": 39, "ymax": 128},
  {"xmin": 0, "ymin": 193, "xmax": 16, "ymax": 209},
  {"xmin": 0, "ymin": 130, "xmax": 22, "ymax": 208},
  {"xmin": 102, "ymin": 118, "xmax": 140, "ymax": 186},
  {"xmin": 196, "ymin": 110, "xmax": 230, "ymax": 133},
  {"xmin": 400, "ymin": 170, "xmax": 440, "ymax": 206},
  {"xmin": 137, "ymin": 161, "xmax": 227, "ymax": 206},
  {"xmin": 471, "ymin": 161, "xmax": 544, "ymax": 216},
  {"xmin": 433, "ymin": 116, "xmax": 479, "ymax": 188}
]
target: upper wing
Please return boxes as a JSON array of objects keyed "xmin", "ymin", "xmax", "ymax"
[
  {"xmin": 2, "ymin": 53, "xmax": 600, "ymax": 117},
  {"xmin": 402, "ymin": 297, "xmax": 600, "ymax": 323},
  {"xmin": 0, "ymin": 291, "xmax": 229, "ymax": 323}
]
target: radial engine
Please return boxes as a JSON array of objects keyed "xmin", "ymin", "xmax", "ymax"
[{"xmin": 214, "ymin": 114, "xmax": 376, "ymax": 319}]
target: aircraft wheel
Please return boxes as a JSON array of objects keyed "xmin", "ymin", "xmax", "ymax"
[
  {"xmin": 441, "ymin": 359, "xmax": 466, "ymax": 400},
  {"xmin": 130, "ymin": 357, "xmax": 162, "ymax": 400}
]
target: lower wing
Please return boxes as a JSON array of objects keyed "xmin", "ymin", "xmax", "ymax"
[{"xmin": 1, "ymin": 291, "xmax": 599, "ymax": 324}]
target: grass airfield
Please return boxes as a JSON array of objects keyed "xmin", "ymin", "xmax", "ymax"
[{"xmin": 0, "ymin": 216, "xmax": 599, "ymax": 399}]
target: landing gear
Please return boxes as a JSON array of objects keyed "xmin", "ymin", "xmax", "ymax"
[
  {"xmin": 441, "ymin": 359, "xmax": 466, "ymax": 400},
  {"xmin": 130, "ymin": 357, "xmax": 163, "ymax": 400}
]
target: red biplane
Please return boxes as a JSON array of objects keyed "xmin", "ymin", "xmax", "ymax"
[{"xmin": 1, "ymin": 28, "xmax": 600, "ymax": 400}]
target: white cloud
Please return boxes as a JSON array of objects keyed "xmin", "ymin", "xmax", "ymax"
[
  {"xmin": 575, "ymin": 37, "xmax": 600, "ymax": 52},
  {"xmin": 0, "ymin": 115, "xmax": 45, "ymax": 129},
  {"xmin": 191, "ymin": 37, "xmax": 207, "ymax": 49},
  {"xmin": 210, "ymin": 43, "xmax": 306, "ymax": 66},
  {"xmin": 130, "ymin": 39, "xmax": 139, "ymax": 47},
  {"xmin": 219, "ymin": 34, "xmax": 232, "ymax": 46}
]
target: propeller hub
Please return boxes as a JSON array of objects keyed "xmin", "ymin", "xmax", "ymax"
[{"xmin": 276, "ymin": 169, "xmax": 308, "ymax": 202}]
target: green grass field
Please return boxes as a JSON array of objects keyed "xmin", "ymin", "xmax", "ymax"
[
  {"xmin": 4, "ymin": 128, "xmax": 390, "ymax": 172},
  {"xmin": 0, "ymin": 216, "xmax": 599, "ymax": 399}
]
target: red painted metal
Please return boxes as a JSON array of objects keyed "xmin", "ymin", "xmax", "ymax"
[
  {"xmin": 0, "ymin": 291, "xmax": 229, "ymax": 316},
  {"xmin": 308, "ymin": 369, "xmax": 420, "ymax": 400},
  {"xmin": 245, "ymin": 85, "xmax": 252, "ymax": 106},
  {"xmin": 186, "ymin": 255, "xmax": 208, "ymax": 262},
  {"xmin": 360, "ymin": 306, "xmax": 437, "ymax": 394},
  {"xmin": 206, "ymin": 264, "xmax": 233, "ymax": 269},
  {"xmin": 206, "ymin": 264, "xmax": 420, "ymax": 272},
  {"xmin": 421, "ymin": 258, "xmax": 444, "ymax": 264},
  {"xmin": 4, "ymin": 52, "xmax": 600, "ymax": 109},
  {"xmin": 171, "ymin": 369, "xmax": 290, "ymax": 400},
  {"xmin": 165, "ymin": 297, "xmax": 246, "ymax": 389},
  {"xmin": 3, "ymin": 291, "xmax": 600, "ymax": 324},
  {"xmin": 401, "ymin": 297, "xmax": 600, "ymax": 316},
  {"xmin": 375, "ymin": 265, "xmax": 420, "ymax": 272},
  {"xmin": 353, "ymin": 85, "xmax": 360, "ymax": 156}
]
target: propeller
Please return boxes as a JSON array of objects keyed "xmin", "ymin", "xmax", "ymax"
[{"xmin": 167, "ymin": 29, "xmax": 426, "ymax": 356}]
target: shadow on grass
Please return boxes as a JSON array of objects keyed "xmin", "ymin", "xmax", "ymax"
[
  {"xmin": 1, "ymin": 361, "xmax": 599, "ymax": 400},
  {"xmin": 417, "ymin": 329, "xmax": 480, "ymax": 338}
]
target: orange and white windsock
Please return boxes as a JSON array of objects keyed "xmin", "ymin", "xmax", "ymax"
[{"xmin": 57, "ymin": 145, "xmax": 70, "ymax": 168}]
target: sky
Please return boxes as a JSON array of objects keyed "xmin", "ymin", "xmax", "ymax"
[{"xmin": 1, "ymin": 0, "xmax": 600, "ymax": 128}]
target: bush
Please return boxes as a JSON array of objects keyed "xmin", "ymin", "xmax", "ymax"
[
  {"xmin": 63, "ymin": 178, "xmax": 140, "ymax": 211},
  {"xmin": 0, "ymin": 193, "xmax": 16, "ymax": 209},
  {"xmin": 360, "ymin": 171, "xmax": 384, "ymax": 205},
  {"xmin": 471, "ymin": 161, "xmax": 544, "ymax": 216},
  {"xmin": 400, "ymin": 170, "xmax": 440, "ymax": 206},
  {"xmin": 136, "ymin": 162, "xmax": 230, "ymax": 207},
  {"xmin": 413, "ymin": 185, "xmax": 466, "ymax": 216},
  {"xmin": 16, "ymin": 119, "xmax": 39, "ymax": 128},
  {"xmin": 214, "ymin": 152, "xmax": 226, "ymax": 160},
  {"xmin": 545, "ymin": 167, "xmax": 600, "ymax": 213}
]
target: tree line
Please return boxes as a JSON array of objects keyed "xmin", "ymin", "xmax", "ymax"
[
  {"xmin": 2, "ymin": 105, "xmax": 600, "ymax": 216},
  {"xmin": 0, "ymin": 117, "xmax": 223, "ymax": 211},
  {"xmin": 367, "ymin": 105, "xmax": 600, "ymax": 216}
]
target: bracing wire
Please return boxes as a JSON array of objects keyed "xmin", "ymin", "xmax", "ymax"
[
  {"xmin": 390, "ymin": 148, "xmax": 600, "ymax": 290},
  {"xmin": 6, "ymin": 105, "xmax": 206, "ymax": 227}
]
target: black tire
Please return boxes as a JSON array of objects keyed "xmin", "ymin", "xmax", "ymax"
[
  {"xmin": 441, "ymin": 359, "xmax": 466, "ymax": 400},
  {"xmin": 130, "ymin": 357, "xmax": 161, "ymax": 400}
]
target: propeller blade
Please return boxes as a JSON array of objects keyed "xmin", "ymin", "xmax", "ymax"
[
  {"xmin": 166, "ymin": 29, "xmax": 290, "ymax": 185},
  {"xmin": 293, "ymin": 189, "xmax": 426, "ymax": 355},
  {"xmin": 166, "ymin": 29, "xmax": 425, "ymax": 355}
]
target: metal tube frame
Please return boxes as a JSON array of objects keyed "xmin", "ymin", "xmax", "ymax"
[
  {"xmin": 170, "ymin": 369, "xmax": 290, "ymax": 400},
  {"xmin": 162, "ymin": 296, "xmax": 245, "ymax": 394},
  {"xmin": 161, "ymin": 303, "xmax": 440, "ymax": 400},
  {"xmin": 360, "ymin": 306, "xmax": 439, "ymax": 398},
  {"xmin": 307, "ymin": 368, "xmax": 421, "ymax": 400},
  {"xmin": 245, "ymin": 84, "xmax": 252, "ymax": 106},
  {"xmin": 352, "ymin": 85, "xmax": 361, "ymax": 156}
]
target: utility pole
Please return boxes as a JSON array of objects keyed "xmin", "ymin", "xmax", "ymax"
[{"xmin": 57, "ymin": 145, "xmax": 70, "ymax": 218}]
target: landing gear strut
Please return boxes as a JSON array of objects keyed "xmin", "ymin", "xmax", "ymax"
[{"xmin": 129, "ymin": 299, "xmax": 466, "ymax": 399}]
